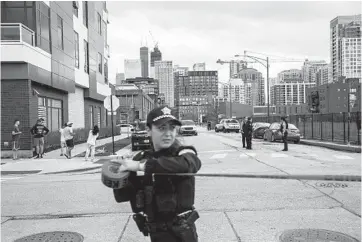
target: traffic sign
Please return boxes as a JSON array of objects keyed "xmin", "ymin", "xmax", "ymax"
[{"xmin": 104, "ymin": 95, "xmax": 119, "ymax": 111}]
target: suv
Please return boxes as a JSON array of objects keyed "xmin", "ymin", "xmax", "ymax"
[
  {"xmin": 217, "ymin": 119, "xmax": 240, "ymax": 133},
  {"xmin": 179, "ymin": 120, "xmax": 198, "ymax": 136},
  {"xmin": 131, "ymin": 121, "xmax": 151, "ymax": 151}
]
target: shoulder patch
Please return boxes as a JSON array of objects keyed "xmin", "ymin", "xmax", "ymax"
[{"xmin": 178, "ymin": 149, "xmax": 197, "ymax": 156}]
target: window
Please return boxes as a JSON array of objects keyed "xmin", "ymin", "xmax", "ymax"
[
  {"xmin": 73, "ymin": 1, "xmax": 78, "ymax": 17},
  {"xmin": 98, "ymin": 53, "xmax": 102, "ymax": 73},
  {"xmin": 97, "ymin": 12, "xmax": 102, "ymax": 35},
  {"xmin": 82, "ymin": 1, "xmax": 88, "ymax": 27},
  {"xmin": 104, "ymin": 108, "xmax": 108, "ymax": 127},
  {"xmin": 37, "ymin": 97, "xmax": 63, "ymax": 132},
  {"xmin": 98, "ymin": 107, "xmax": 101, "ymax": 127},
  {"xmin": 57, "ymin": 15, "xmax": 63, "ymax": 50},
  {"xmin": 84, "ymin": 40, "xmax": 89, "ymax": 73},
  {"xmin": 89, "ymin": 106, "xmax": 93, "ymax": 128},
  {"xmin": 74, "ymin": 31, "xmax": 79, "ymax": 68},
  {"xmin": 104, "ymin": 57, "xmax": 108, "ymax": 83}
]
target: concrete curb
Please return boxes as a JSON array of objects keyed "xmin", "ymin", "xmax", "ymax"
[
  {"xmin": 1, "ymin": 170, "xmax": 42, "ymax": 175},
  {"xmin": 300, "ymin": 140, "xmax": 361, "ymax": 153},
  {"xmin": 40, "ymin": 165, "xmax": 102, "ymax": 175}
]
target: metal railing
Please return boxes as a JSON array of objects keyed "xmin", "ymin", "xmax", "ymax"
[
  {"xmin": 253, "ymin": 112, "xmax": 361, "ymax": 145},
  {"xmin": 1, "ymin": 23, "xmax": 35, "ymax": 46}
]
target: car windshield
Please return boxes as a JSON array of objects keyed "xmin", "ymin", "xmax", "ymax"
[
  {"xmin": 181, "ymin": 120, "xmax": 195, "ymax": 125},
  {"xmin": 255, "ymin": 123, "xmax": 270, "ymax": 128},
  {"xmin": 135, "ymin": 121, "xmax": 146, "ymax": 131},
  {"xmin": 226, "ymin": 120, "xmax": 238, "ymax": 123}
]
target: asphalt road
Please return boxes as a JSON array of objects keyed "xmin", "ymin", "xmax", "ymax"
[{"xmin": 1, "ymin": 130, "xmax": 361, "ymax": 242}]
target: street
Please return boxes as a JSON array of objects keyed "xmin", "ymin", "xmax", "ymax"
[{"xmin": 1, "ymin": 129, "xmax": 361, "ymax": 242}]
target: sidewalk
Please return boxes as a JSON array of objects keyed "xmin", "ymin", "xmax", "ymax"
[
  {"xmin": 1, "ymin": 134, "xmax": 131, "ymax": 175},
  {"xmin": 300, "ymin": 139, "xmax": 361, "ymax": 153}
]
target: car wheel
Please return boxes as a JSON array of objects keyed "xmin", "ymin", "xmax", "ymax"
[
  {"xmin": 223, "ymin": 128, "xmax": 226, "ymax": 133},
  {"xmin": 195, "ymin": 133, "xmax": 198, "ymax": 136},
  {"xmin": 294, "ymin": 140, "xmax": 300, "ymax": 144},
  {"xmin": 236, "ymin": 130, "xmax": 239, "ymax": 133},
  {"xmin": 263, "ymin": 133, "xmax": 267, "ymax": 141}
]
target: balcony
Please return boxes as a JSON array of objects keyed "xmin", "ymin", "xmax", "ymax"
[
  {"xmin": 1, "ymin": 23, "xmax": 51, "ymax": 72},
  {"xmin": 1, "ymin": 23, "xmax": 35, "ymax": 46}
]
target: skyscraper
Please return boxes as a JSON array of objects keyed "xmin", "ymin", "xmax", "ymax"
[
  {"xmin": 155, "ymin": 61, "xmax": 174, "ymax": 107},
  {"xmin": 140, "ymin": 46, "xmax": 149, "ymax": 78},
  {"xmin": 237, "ymin": 68, "xmax": 265, "ymax": 106},
  {"xmin": 150, "ymin": 46, "xmax": 162, "ymax": 78},
  {"xmin": 302, "ymin": 60, "xmax": 328, "ymax": 83},
  {"xmin": 330, "ymin": 14, "xmax": 361, "ymax": 82}
]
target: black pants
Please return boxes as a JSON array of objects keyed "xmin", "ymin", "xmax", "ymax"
[
  {"xmin": 246, "ymin": 134, "xmax": 252, "ymax": 149},
  {"xmin": 282, "ymin": 131, "xmax": 288, "ymax": 151},
  {"xmin": 241, "ymin": 133, "xmax": 246, "ymax": 147},
  {"xmin": 150, "ymin": 224, "xmax": 198, "ymax": 242}
]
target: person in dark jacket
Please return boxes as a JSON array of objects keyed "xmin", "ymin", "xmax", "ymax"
[
  {"xmin": 241, "ymin": 117, "xmax": 247, "ymax": 148},
  {"xmin": 113, "ymin": 105, "xmax": 202, "ymax": 242},
  {"xmin": 280, "ymin": 116, "xmax": 289, "ymax": 151},
  {"xmin": 30, "ymin": 118, "xmax": 49, "ymax": 158},
  {"xmin": 245, "ymin": 117, "xmax": 253, "ymax": 150}
]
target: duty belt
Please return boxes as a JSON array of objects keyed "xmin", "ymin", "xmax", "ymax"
[{"xmin": 145, "ymin": 210, "xmax": 197, "ymax": 233}]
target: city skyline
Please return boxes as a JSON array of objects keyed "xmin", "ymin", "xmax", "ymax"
[{"xmin": 107, "ymin": 1, "xmax": 361, "ymax": 83}]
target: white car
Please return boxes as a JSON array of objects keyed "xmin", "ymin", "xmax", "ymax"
[
  {"xmin": 116, "ymin": 124, "xmax": 134, "ymax": 133},
  {"xmin": 216, "ymin": 119, "xmax": 240, "ymax": 133},
  {"xmin": 179, "ymin": 120, "xmax": 198, "ymax": 136}
]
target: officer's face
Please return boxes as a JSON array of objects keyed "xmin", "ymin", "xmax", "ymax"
[{"xmin": 148, "ymin": 121, "xmax": 177, "ymax": 151}]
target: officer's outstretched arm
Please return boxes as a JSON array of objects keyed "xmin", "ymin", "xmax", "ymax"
[{"xmin": 144, "ymin": 147, "xmax": 201, "ymax": 174}]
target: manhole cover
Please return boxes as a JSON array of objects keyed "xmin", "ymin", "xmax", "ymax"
[
  {"xmin": 15, "ymin": 231, "xmax": 84, "ymax": 242},
  {"xmin": 280, "ymin": 229, "xmax": 360, "ymax": 242}
]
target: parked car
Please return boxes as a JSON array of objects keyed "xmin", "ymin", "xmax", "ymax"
[
  {"xmin": 116, "ymin": 123, "xmax": 134, "ymax": 133},
  {"xmin": 179, "ymin": 120, "xmax": 198, "ymax": 136},
  {"xmin": 131, "ymin": 121, "xmax": 151, "ymax": 151},
  {"xmin": 253, "ymin": 122, "xmax": 270, "ymax": 139},
  {"xmin": 263, "ymin": 122, "xmax": 301, "ymax": 143},
  {"xmin": 215, "ymin": 119, "xmax": 240, "ymax": 133}
]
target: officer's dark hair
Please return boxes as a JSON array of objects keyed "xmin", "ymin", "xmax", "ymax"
[{"xmin": 14, "ymin": 119, "xmax": 20, "ymax": 124}]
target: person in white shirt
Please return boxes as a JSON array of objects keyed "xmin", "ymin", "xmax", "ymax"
[
  {"xmin": 85, "ymin": 125, "xmax": 100, "ymax": 162},
  {"xmin": 59, "ymin": 123, "xmax": 67, "ymax": 156},
  {"xmin": 63, "ymin": 122, "xmax": 75, "ymax": 159}
]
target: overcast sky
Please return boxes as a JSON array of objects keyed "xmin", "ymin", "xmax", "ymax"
[{"xmin": 107, "ymin": 1, "xmax": 361, "ymax": 83}]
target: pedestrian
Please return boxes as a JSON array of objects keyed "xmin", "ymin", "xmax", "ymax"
[
  {"xmin": 59, "ymin": 123, "xmax": 67, "ymax": 156},
  {"xmin": 85, "ymin": 125, "xmax": 99, "ymax": 162},
  {"xmin": 241, "ymin": 117, "xmax": 247, "ymax": 148},
  {"xmin": 112, "ymin": 105, "xmax": 202, "ymax": 242},
  {"xmin": 12, "ymin": 119, "xmax": 22, "ymax": 160},
  {"xmin": 30, "ymin": 118, "xmax": 49, "ymax": 159},
  {"xmin": 63, "ymin": 122, "xmax": 75, "ymax": 159},
  {"xmin": 280, "ymin": 116, "xmax": 289, "ymax": 151},
  {"xmin": 207, "ymin": 121, "xmax": 211, "ymax": 131},
  {"xmin": 245, "ymin": 117, "xmax": 253, "ymax": 150}
]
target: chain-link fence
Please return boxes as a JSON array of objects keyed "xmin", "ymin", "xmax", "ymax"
[{"xmin": 253, "ymin": 112, "xmax": 361, "ymax": 145}]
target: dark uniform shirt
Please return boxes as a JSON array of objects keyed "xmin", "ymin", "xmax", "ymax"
[
  {"xmin": 12, "ymin": 125, "xmax": 21, "ymax": 142},
  {"xmin": 30, "ymin": 124, "xmax": 49, "ymax": 138}
]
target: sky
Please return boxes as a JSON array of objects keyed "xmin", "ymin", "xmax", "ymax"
[{"xmin": 106, "ymin": 1, "xmax": 361, "ymax": 84}]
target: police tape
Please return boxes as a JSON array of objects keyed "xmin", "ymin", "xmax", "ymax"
[{"xmin": 154, "ymin": 173, "xmax": 361, "ymax": 182}]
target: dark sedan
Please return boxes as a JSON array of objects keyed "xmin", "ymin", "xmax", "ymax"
[
  {"xmin": 253, "ymin": 124, "xmax": 270, "ymax": 139},
  {"xmin": 131, "ymin": 121, "xmax": 151, "ymax": 151},
  {"xmin": 263, "ymin": 122, "xmax": 301, "ymax": 143}
]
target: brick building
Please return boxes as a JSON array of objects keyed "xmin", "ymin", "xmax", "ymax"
[{"xmin": 1, "ymin": 1, "xmax": 112, "ymax": 157}]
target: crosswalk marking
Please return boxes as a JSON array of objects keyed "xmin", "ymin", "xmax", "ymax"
[
  {"xmin": 198, "ymin": 149, "xmax": 234, "ymax": 154},
  {"xmin": 271, "ymin": 153, "xmax": 288, "ymax": 158},
  {"xmin": 334, "ymin": 155, "xmax": 353, "ymax": 160},
  {"xmin": 210, "ymin": 153, "xmax": 227, "ymax": 159}
]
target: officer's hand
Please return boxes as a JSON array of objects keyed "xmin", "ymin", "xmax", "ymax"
[{"xmin": 118, "ymin": 159, "xmax": 141, "ymax": 172}]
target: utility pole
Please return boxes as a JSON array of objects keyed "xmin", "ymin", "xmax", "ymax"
[
  {"xmin": 266, "ymin": 57, "xmax": 270, "ymax": 123},
  {"xmin": 229, "ymin": 81, "xmax": 232, "ymax": 118}
]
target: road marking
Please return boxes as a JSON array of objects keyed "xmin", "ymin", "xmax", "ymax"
[
  {"xmin": 334, "ymin": 155, "xmax": 354, "ymax": 160},
  {"xmin": 271, "ymin": 153, "xmax": 288, "ymax": 158},
  {"xmin": 0, "ymin": 177, "xmax": 23, "ymax": 182},
  {"xmin": 245, "ymin": 153, "xmax": 256, "ymax": 157},
  {"xmin": 210, "ymin": 153, "xmax": 227, "ymax": 159},
  {"xmin": 199, "ymin": 150, "xmax": 234, "ymax": 154}
]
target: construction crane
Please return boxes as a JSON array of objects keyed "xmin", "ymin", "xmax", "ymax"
[{"xmin": 149, "ymin": 31, "xmax": 158, "ymax": 49}]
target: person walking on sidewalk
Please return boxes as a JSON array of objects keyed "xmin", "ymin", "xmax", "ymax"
[
  {"xmin": 112, "ymin": 105, "xmax": 202, "ymax": 242},
  {"xmin": 12, "ymin": 119, "xmax": 22, "ymax": 160},
  {"xmin": 280, "ymin": 116, "xmax": 289, "ymax": 151},
  {"xmin": 30, "ymin": 118, "xmax": 49, "ymax": 159},
  {"xmin": 63, "ymin": 122, "xmax": 75, "ymax": 159},
  {"xmin": 245, "ymin": 117, "xmax": 253, "ymax": 150},
  {"xmin": 241, "ymin": 117, "xmax": 247, "ymax": 148},
  {"xmin": 85, "ymin": 125, "xmax": 99, "ymax": 162},
  {"xmin": 59, "ymin": 123, "xmax": 67, "ymax": 156}
]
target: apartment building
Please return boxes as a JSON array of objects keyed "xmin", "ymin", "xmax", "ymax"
[
  {"xmin": 277, "ymin": 69, "xmax": 303, "ymax": 83},
  {"xmin": 1, "ymin": 1, "xmax": 111, "ymax": 157},
  {"xmin": 155, "ymin": 61, "xmax": 174, "ymax": 107},
  {"xmin": 271, "ymin": 82, "xmax": 316, "ymax": 106},
  {"xmin": 236, "ymin": 68, "xmax": 264, "ymax": 106},
  {"xmin": 302, "ymin": 60, "xmax": 328, "ymax": 83}
]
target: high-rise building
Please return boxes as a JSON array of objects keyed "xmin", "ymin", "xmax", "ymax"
[
  {"xmin": 271, "ymin": 82, "xmax": 316, "ymax": 106},
  {"xmin": 1, "ymin": 1, "xmax": 112, "ymax": 157},
  {"xmin": 277, "ymin": 69, "xmax": 303, "ymax": 83},
  {"xmin": 123, "ymin": 77, "xmax": 159, "ymax": 104},
  {"xmin": 219, "ymin": 79, "xmax": 245, "ymax": 104},
  {"xmin": 116, "ymin": 73, "xmax": 125, "ymax": 85},
  {"xmin": 193, "ymin": 63, "xmax": 206, "ymax": 71},
  {"xmin": 124, "ymin": 59, "xmax": 142, "ymax": 79},
  {"xmin": 341, "ymin": 37, "xmax": 361, "ymax": 79},
  {"xmin": 173, "ymin": 65, "xmax": 189, "ymax": 76},
  {"xmin": 140, "ymin": 46, "xmax": 149, "ymax": 78},
  {"xmin": 236, "ymin": 68, "xmax": 265, "ymax": 106},
  {"xmin": 183, "ymin": 71, "xmax": 218, "ymax": 97},
  {"xmin": 330, "ymin": 14, "xmax": 361, "ymax": 82},
  {"xmin": 229, "ymin": 60, "xmax": 247, "ymax": 78},
  {"xmin": 302, "ymin": 60, "xmax": 328, "ymax": 83},
  {"xmin": 150, "ymin": 46, "xmax": 162, "ymax": 67},
  {"xmin": 155, "ymin": 61, "xmax": 174, "ymax": 107},
  {"xmin": 316, "ymin": 65, "xmax": 330, "ymax": 86}
]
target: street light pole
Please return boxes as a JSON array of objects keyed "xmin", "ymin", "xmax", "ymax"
[
  {"xmin": 229, "ymin": 81, "xmax": 232, "ymax": 118},
  {"xmin": 266, "ymin": 57, "xmax": 270, "ymax": 123}
]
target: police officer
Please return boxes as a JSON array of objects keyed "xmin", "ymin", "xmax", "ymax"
[
  {"xmin": 280, "ymin": 116, "xmax": 289, "ymax": 151},
  {"xmin": 113, "ymin": 105, "xmax": 202, "ymax": 242},
  {"xmin": 245, "ymin": 117, "xmax": 253, "ymax": 150},
  {"xmin": 241, "ymin": 117, "xmax": 247, "ymax": 148}
]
